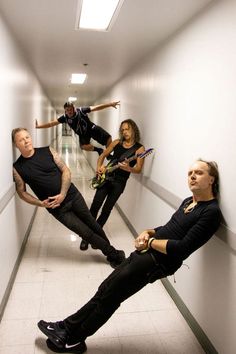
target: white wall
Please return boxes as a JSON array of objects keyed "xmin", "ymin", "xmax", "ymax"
[
  {"xmin": 88, "ymin": 1, "xmax": 236, "ymax": 353},
  {"xmin": 0, "ymin": 13, "xmax": 56, "ymax": 313},
  {"xmin": 1, "ymin": 0, "xmax": 236, "ymax": 352}
]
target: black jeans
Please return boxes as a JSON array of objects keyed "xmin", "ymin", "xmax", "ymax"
[
  {"xmin": 50, "ymin": 190, "xmax": 117, "ymax": 257},
  {"xmin": 90, "ymin": 180, "xmax": 126, "ymax": 227},
  {"xmin": 63, "ymin": 250, "xmax": 167, "ymax": 342}
]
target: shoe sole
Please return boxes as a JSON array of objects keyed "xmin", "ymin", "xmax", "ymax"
[
  {"xmin": 80, "ymin": 241, "xmax": 89, "ymax": 251},
  {"xmin": 46, "ymin": 339, "xmax": 87, "ymax": 353},
  {"xmin": 80, "ymin": 246, "xmax": 88, "ymax": 251},
  {"xmin": 46, "ymin": 339, "xmax": 87, "ymax": 354},
  {"xmin": 38, "ymin": 322, "xmax": 65, "ymax": 349}
]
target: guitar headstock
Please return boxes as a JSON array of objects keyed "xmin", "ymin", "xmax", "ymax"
[{"xmin": 137, "ymin": 148, "xmax": 154, "ymax": 159}]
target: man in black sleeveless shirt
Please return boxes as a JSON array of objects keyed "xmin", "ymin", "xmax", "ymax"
[
  {"xmin": 12, "ymin": 128, "xmax": 125, "ymax": 268},
  {"xmin": 38, "ymin": 159, "xmax": 222, "ymax": 354},
  {"xmin": 80, "ymin": 119, "xmax": 145, "ymax": 251},
  {"xmin": 35, "ymin": 101, "xmax": 120, "ymax": 155}
]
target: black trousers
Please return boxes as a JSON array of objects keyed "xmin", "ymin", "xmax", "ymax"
[
  {"xmin": 50, "ymin": 190, "xmax": 117, "ymax": 257},
  {"xmin": 63, "ymin": 251, "xmax": 167, "ymax": 342},
  {"xmin": 90, "ymin": 180, "xmax": 126, "ymax": 227},
  {"xmin": 79, "ymin": 125, "xmax": 111, "ymax": 146}
]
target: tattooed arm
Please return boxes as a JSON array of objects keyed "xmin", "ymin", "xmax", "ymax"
[
  {"xmin": 13, "ymin": 168, "xmax": 44, "ymax": 207},
  {"xmin": 47, "ymin": 147, "xmax": 72, "ymax": 208}
]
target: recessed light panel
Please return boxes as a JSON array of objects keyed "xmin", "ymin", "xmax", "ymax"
[
  {"xmin": 75, "ymin": 0, "xmax": 124, "ymax": 31},
  {"xmin": 71, "ymin": 73, "xmax": 87, "ymax": 84}
]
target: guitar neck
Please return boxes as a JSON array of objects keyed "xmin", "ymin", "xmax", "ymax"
[{"xmin": 107, "ymin": 155, "xmax": 137, "ymax": 173}]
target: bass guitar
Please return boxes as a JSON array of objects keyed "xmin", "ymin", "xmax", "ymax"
[{"xmin": 91, "ymin": 148, "xmax": 154, "ymax": 189}]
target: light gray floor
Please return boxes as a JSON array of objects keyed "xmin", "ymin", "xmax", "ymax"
[{"xmin": 0, "ymin": 136, "xmax": 204, "ymax": 353}]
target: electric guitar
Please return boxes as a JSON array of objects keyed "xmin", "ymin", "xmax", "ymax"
[{"xmin": 91, "ymin": 148, "xmax": 154, "ymax": 189}]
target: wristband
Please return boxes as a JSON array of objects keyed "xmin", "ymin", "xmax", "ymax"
[{"xmin": 148, "ymin": 237, "xmax": 155, "ymax": 249}]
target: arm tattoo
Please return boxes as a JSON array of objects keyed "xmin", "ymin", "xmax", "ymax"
[
  {"xmin": 49, "ymin": 147, "xmax": 71, "ymax": 196},
  {"xmin": 49, "ymin": 147, "xmax": 66, "ymax": 171},
  {"xmin": 13, "ymin": 168, "xmax": 26, "ymax": 193},
  {"xmin": 13, "ymin": 168, "xmax": 42, "ymax": 206}
]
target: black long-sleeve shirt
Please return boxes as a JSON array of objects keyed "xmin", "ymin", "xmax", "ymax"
[{"xmin": 153, "ymin": 197, "xmax": 222, "ymax": 270}]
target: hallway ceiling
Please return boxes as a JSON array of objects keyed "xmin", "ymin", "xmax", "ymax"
[{"xmin": 0, "ymin": 0, "xmax": 213, "ymax": 113}]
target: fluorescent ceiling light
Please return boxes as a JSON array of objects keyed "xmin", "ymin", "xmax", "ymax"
[
  {"xmin": 76, "ymin": 0, "xmax": 124, "ymax": 31},
  {"xmin": 68, "ymin": 97, "xmax": 77, "ymax": 102},
  {"xmin": 70, "ymin": 73, "xmax": 87, "ymax": 84}
]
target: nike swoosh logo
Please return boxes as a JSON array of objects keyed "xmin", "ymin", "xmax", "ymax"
[
  {"xmin": 65, "ymin": 342, "xmax": 81, "ymax": 349},
  {"xmin": 47, "ymin": 325, "xmax": 55, "ymax": 331}
]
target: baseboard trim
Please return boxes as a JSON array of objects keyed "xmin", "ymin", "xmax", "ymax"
[
  {"xmin": 161, "ymin": 278, "xmax": 218, "ymax": 354},
  {"xmin": 0, "ymin": 184, "xmax": 15, "ymax": 215},
  {"xmin": 0, "ymin": 207, "xmax": 37, "ymax": 321}
]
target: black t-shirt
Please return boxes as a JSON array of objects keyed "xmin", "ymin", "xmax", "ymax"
[
  {"xmin": 13, "ymin": 147, "xmax": 77, "ymax": 211},
  {"xmin": 57, "ymin": 107, "xmax": 93, "ymax": 137}
]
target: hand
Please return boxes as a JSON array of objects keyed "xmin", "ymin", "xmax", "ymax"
[
  {"xmin": 42, "ymin": 194, "xmax": 65, "ymax": 209},
  {"xmin": 41, "ymin": 198, "xmax": 52, "ymax": 208},
  {"xmin": 111, "ymin": 101, "xmax": 120, "ymax": 109},
  {"xmin": 97, "ymin": 165, "xmax": 106, "ymax": 176},
  {"xmin": 135, "ymin": 231, "xmax": 150, "ymax": 251},
  {"xmin": 118, "ymin": 159, "xmax": 130, "ymax": 172}
]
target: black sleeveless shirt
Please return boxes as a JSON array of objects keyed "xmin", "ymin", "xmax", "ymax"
[
  {"xmin": 110, "ymin": 141, "xmax": 143, "ymax": 182},
  {"xmin": 13, "ymin": 147, "xmax": 77, "ymax": 208}
]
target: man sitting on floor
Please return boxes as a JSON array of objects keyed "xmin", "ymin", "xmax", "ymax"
[{"xmin": 38, "ymin": 159, "xmax": 222, "ymax": 354}]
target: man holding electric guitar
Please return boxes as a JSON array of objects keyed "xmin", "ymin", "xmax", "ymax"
[
  {"xmin": 90, "ymin": 147, "xmax": 154, "ymax": 190},
  {"xmin": 80, "ymin": 119, "xmax": 146, "ymax": 251}
]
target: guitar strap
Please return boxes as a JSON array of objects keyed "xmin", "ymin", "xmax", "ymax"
[{"xmin": 117, "ymin": 144, "xmax": 138, "ymax": 162}]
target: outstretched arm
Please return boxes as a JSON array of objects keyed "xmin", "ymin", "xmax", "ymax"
[
  {"xmin": 90, "ymin": 101, "xmax": 120, "ymax": 112},
  {"xmin": 35, "ymin": 119, "xmax": 60, "ymax": 129}
]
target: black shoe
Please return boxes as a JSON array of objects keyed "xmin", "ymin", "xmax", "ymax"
[
  {"xmin": 46, "ymin": 338, "xmax": 87, "ymax": 353},
  {"xmin": 96, "ymin": 148, "xmax": 103, "ymax": 155},
  {"xmin": 80, "ymin": 239, "xmax": 89, "ymax": 251},
  {"xmin": 38, "ymin": 320, "xmax": 67, "ymax": 348},
  {"xmin": 107, "ymin": 250, "xmax": 126, "ymax": 269}
]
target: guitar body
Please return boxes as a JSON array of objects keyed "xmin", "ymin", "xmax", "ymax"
[
  {"xmin": 91, "ymin": 161, "xmax": 115, "ymax": 189},
  {"xmin": 90, "ymin": 148, "xmax": 154, "ymax": 189},
  {"xmin": 91, "ymin": 174, "xmax": 115, "ymax": 189}
]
